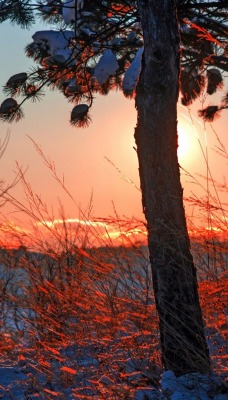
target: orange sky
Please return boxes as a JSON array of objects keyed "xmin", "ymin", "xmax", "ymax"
[{"xmin": 0, "ymin": 23, "xmax": 227, "ymax": 248}]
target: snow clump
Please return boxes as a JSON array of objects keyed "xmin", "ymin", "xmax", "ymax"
[
  {"xmin": 160, "ymin": 371, "xmax": 228, "ymax": 400},
  {"xmin": 0, "ymin": 98, "xmax": 18, "ymax": 113},
  {"xmin": 122, "ymin": 47, "xmax": 143, "ymax": 95},
  {"xmin": 94, "ymin": 50, "xmax": 119, "ymax": 84},
  {"xmin": 32, "ymin": 30, "xmax": 74, "ymax": 58}
]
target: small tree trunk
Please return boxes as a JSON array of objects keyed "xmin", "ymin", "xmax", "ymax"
[{"xmin": 135, "ymin": 0, "xmax": 210, "ymax": 375}]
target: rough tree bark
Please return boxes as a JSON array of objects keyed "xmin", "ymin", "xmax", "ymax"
[{"xmin": 134, "ymin": 0, "xmax": 210, "ymax": 375}]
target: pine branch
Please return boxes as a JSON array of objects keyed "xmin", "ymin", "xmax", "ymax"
[
  {"xmin": 198, "ymin": 104, "xmax": 228, "ymax": 122},
  {"xmin": 178, "ymin": 1, "xmax": 228, "ymax": 10}
]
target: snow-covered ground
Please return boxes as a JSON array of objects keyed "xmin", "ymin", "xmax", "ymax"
[
  {"xmin": 0, "ymin": 365, "xmax": 227, "ymax": 399},
  {"xmin": 0, "ymin": 245, "xmax": 227, "ymax": 399}
]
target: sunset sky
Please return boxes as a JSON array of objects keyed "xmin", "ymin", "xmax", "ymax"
[{"xmin": 0, "ymin": 21, "xmax": 227, "ymax": 246}]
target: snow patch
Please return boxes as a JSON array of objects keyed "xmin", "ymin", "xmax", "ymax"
[
  {"xmin": 32, "ymin": 30, "xmax": 74, "ymax": 57},
  {"xmin": 122, "ymin": 47, "xmax": 143, "ymax": 95},
  {"xmin": 94, "ymin": 50, "xmax": 118, "ymax": 84},
  {"xmin": 80, "ymin": 26, "xmax": 95, "ymax": 36},
  {"xmin": 161, "ymin": 370, "xmax": 177, "ymax": 396},
  {"xmin": 62, "ymin": 0, "xmax": 84, "ymax": 24}
]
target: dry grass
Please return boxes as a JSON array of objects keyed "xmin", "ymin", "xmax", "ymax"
[{"xmin": 0, "ymin": 131, "xmax": 227, "ymax": 398}]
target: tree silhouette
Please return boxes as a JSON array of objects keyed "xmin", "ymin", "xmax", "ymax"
[{"xmin": 0, "ymin": 0, "xmax": 227, "ymax": 377}]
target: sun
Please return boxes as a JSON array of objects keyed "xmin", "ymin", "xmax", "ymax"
[
  {"xmin": 178, "ymin": 125, "xmax": 190, "ymax": 160},
  {"xmin": 177, "ymin": 119, "xmax": 198, "ymax": 165}
]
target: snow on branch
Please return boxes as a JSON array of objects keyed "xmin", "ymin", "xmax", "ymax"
[
  {"xmin": 94, "ymin": 50, "xmax": 119, "ymax": 85},
  {"xmin": 122, "ymin": 47, "xmax": 143, "ymax": 97}
]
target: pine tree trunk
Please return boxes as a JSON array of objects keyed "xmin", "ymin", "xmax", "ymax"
[{"xmin": 135, "ymin": 0, "xmax": 210, "ymax": 375}]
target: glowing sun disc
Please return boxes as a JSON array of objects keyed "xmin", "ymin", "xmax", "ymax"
[{"xmin": 177, "ymin": 122, "xmax": 194, "ymax": 164}]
